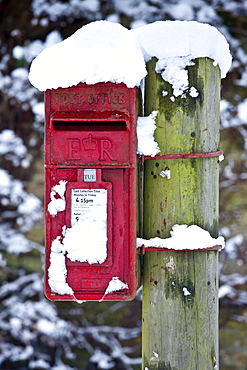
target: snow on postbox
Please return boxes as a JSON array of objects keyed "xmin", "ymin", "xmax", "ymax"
[{"xmin": 44, "ymin": 82, "xmax": 137, "ymax": 301}]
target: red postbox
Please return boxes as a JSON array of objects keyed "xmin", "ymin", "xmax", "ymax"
[{"xmin": 44, "ymin": 82, "xmax": 138, "ymax": 301}]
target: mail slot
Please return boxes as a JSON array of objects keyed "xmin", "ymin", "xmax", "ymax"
[
  {"xmin": 44, "ymin": 82, "xmax": 137, "ymax": 301},
  {"xmin": 53, "ymin": 120, "xmax": 127, "ymax": 131}
]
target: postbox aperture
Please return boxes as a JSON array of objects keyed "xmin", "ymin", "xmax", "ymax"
[{"xmin": 44, "ymin": 82, "xmax": 137, "ymax": 301}]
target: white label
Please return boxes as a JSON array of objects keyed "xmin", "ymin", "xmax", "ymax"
[{"xmin": 71, "ymin": 188, "xmax": 107, "ymax": 226}]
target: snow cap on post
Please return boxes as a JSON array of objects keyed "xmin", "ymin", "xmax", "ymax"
[
  {"xmin": 28, "ymin": 20, "xmax": 147, "ymax": 91},
  {"xmin": 28, "ymin": 20, "xmax": 232, "ymax": 92},
  {"xmin": 131, "ymin": 20, "xmax": 232, "ymax": 78}
]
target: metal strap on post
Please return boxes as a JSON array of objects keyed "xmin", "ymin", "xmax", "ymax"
[
  {"xmin": 139, "ymin": 150, "xmax": 223, "ymax": 162},
  {"xmin": 137, "ymin": 244, "xmax": 223, "ymax": 254}
]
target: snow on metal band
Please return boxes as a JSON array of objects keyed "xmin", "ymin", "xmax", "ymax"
[
  {"xmin": 140, "ymin": 151, "xmax": 224, "ymax": 161},
  {"xmin": 137, "ymin": 244, "xmax": 223, "ymax": 254}
]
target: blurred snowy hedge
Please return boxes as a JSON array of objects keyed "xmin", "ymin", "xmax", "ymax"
[{"xmin": 1, "ymin": 0, "xmax": 247, "ymax": 369}]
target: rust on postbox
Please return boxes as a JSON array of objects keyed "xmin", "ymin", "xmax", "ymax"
[{"xmin": 44, "ymin": 82, "xmax": 137, "ymax": 301}]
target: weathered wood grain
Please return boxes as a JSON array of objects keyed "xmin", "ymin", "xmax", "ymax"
[{"xmin": 142, "ymin": 57, "xmax": 221, "ymax": 370}]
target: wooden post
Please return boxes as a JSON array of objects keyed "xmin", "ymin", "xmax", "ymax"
[{"xmin": 142, "ymin": 58, "xmax": 221, "ymax": 369}]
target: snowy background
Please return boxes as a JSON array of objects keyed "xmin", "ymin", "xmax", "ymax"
[{"xmin": 0, "ymin": 0, "xmax": 247, "ymax": 369}]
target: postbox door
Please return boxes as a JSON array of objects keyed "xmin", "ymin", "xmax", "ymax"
[{"xmin": 45, "ymin": 166, "xmax": 136, "ymax": 301}]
